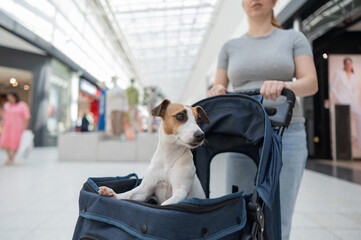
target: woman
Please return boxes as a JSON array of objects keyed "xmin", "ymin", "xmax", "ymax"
[
  {"xmin": 331, "ymin": 57, "xmax": 361, "ymax": 154},
  {"xmin": 208, "ymin": 0, "xmax": 318, "ymax": 239},
  {"xmin": 81, "ymin": 113, "xmax": 90, "ymax": 132},
  {"xmin": 0, "ymin": 92, "xmax": 30, "ymax": 165}
]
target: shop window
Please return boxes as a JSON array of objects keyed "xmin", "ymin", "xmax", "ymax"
[{"xmin": 47, "ymin": 59, "xmax": 72, "ymax": 145}]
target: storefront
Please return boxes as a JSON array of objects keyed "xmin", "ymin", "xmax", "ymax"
[
  {"xmin": 0, "ymin": 42, "xmax": 49, "ymax": 147},
  {"xmin": 0, "ymin": 18, "xmax": 103, "ymax": 146},
  {"xmin": 77, "ymin": 78, "xmax": 100, "ymax": 132},
  {"xmin": 47, "ymin": 59, "xmax": 74, "ymax": 145},
  {"xmin": 0, "ymin": 66, "xmax": 33, "ymax": 110}
]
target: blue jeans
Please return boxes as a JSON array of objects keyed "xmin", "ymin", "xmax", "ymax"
[{"xmin": 226, "ymin": 122, "xmax": 307, "ymax": 240}]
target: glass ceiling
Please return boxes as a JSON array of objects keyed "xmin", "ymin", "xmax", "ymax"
[{"xmin": 106, "ymin": 0, "xmax": 219, "ymax": 99}]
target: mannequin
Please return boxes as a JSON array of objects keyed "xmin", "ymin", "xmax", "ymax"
[
  {"xmin": 107, "ymin": 77, "xmax": 128, "ymax": 137},
  {"xmin": 126, "ymin": 78, "xmax": 139, "ymax": 135},
  {"xmin": 148, "ymin": 87, "xmax": 157, "ymax": 133},
  {"xmin": 126, "ymin": 78, "xmax": 139, "ymax": 107}
]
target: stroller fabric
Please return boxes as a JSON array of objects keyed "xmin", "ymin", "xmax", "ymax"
[
  {"xmin": 74, "ymin": 175, "xmax": 247, "ymax": 240},
  {"xmin": 73, "ymin": 93, "xmax": 283, "ymax": 240}
]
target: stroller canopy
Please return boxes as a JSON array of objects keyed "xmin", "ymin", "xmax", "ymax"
[{"xmin": 192, "ymin": 93, "xmax": 283, "ymax": 239}]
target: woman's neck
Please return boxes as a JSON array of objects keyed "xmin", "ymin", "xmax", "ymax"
[
  {"xmin": 345, "ymin": 69, "xmax": 352, "ymax": 74},
  {"xmin": 247, "ymin": 18, "xmax": 274, "ymax": 37},
  {"xmin": 345, "ymin": 70, "xmax": 352, "ymax": 79}
]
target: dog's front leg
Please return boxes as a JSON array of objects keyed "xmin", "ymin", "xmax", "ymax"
[
  {"xmin": 161, "ymin": 187, "xmax": 188, "ymax": 205},
  {"xmin": 118, "ymin": 171, "xmax": 161, "ymax": 201},
  {"xmin": 161, "ymin": 160, "xmax": 195, "ymax": 205},
  {"xmin": 99, "ymin": 182, "xmax": 154, "ymax": 201},
  {"xmin": 160, "ymin": 177, "xmax": 192, "ymax": 205},
  {"xmin": 117, "ymin": 182, "xmax": 154, "ymax": 201}
]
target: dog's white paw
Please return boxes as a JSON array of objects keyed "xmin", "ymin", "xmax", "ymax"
[{"xmin": 98, "ymin": 186, "xmax": 117, "ymax": 198}]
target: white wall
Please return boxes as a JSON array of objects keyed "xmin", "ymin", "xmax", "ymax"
[{"xmin": 179, "ymin": 0, "xmax": 292, "ymax": 105}]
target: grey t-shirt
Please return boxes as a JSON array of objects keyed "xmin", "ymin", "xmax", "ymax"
[{"xmin": 217, "ymin": 27, "xmax": 313, "ymax": 123}]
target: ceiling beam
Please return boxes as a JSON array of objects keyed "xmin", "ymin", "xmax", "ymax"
[
  {"xmin": 138, "ymin": 56, "xmax": 194, "ymax": 61},
  {"xmin": 123, "ymin": 28, "xmax": 206, "ymax": 38},
  {"xmin": 141, "ymin": 69, "xmax": 192, "ymax": 74},
  {"xmin": 133, "ymin": 43, "xmax": 199, "ymax": 51},
  {"xmin": 114, "ymin": 4, "xmax": 214, "ymax": 15}
]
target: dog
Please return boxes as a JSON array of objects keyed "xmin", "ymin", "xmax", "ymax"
[{"xmin": 98, "ymin": 99, "xmax": 210, "ymax": 205}]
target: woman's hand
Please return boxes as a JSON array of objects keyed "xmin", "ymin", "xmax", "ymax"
[
  {"xmin": 207, "ymin": 84, "xmax": 227, "ymax": 97},
  {"xmin": 260, "ymin": 80, "xmax": 287, "ymax": 101}
]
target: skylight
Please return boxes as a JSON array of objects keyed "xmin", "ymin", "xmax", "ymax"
[{"xmin": 106, "ymin": 0, "xmax": 219, "ymax": 99}]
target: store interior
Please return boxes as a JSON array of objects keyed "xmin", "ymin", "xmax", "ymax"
[{"xmin": 0, "ymin": 65, "xmax": 33, "ymax": 114}]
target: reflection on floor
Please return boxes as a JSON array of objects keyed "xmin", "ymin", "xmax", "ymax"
[
  {"xmin": 306, "ymin": 159, "xmax": 361, "ymax": 185},
  {"xmin": 0, "ymin": 148, "xmax": 360, "ymax": 239}
]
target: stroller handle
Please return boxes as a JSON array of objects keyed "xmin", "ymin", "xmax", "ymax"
[{"xmin": 234, "ymin": 88, "xmax": 296, "ymax": 128}]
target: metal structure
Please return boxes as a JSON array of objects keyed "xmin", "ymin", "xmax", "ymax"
[{"xmin": 302, "ymin": 0, "xmax": 361, "ymax": 41}]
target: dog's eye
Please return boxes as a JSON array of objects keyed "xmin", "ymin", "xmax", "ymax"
[{"xmin": 176, "ymin": 113, "xmax": 185, "ymax": 121}]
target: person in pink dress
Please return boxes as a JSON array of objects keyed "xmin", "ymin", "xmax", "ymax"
[{"xmin": 0, "ymin": 92, "xmax": 30, "ymax": 165}]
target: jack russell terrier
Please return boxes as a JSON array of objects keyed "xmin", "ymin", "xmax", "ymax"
[{"xmin": 98, "ymin": 99, "xmax": 210, "ymax": 205}]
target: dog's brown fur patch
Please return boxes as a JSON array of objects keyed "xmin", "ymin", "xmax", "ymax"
[
  {"xmin": 151, "ymin": 99, "xmax": 210, "ymax": 135},
  {"xmin": 162, "ymin": 103, "xmax": 187, "ymax": 135}
]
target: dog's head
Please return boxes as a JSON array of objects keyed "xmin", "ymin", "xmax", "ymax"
[{"xmin": 151, "ymin": 99, "xmax": 210, "ymax": 148}]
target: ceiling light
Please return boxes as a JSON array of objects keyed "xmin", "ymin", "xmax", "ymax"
[
  {"xmin": 10, "ymin": 78, "xmax": 16, "ymax": 84},
  {"xmin": 24, "ymin": 85, "xmax": 30, "ymax": 91},
  {"xmin": 12, "ymin": 82, "xmax": 19, "ymax": 87}
]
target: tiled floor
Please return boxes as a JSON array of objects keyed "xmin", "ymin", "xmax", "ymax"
[{"xmin": 0, "ymin": 148, "xmax": 361, "ymax": 239}]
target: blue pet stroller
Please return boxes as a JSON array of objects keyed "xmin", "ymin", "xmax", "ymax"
[{"xmin": 73, "ymin": 88, "xmax": 295, "ymax": 240}]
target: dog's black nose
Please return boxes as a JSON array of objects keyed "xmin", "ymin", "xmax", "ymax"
[{"xmin": 194, "ymin": 131, "xmax": 205, "ymax": 141}]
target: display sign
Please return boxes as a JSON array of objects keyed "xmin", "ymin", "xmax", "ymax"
[
  {"xmin": 328, "ymin": 54, "xmax": 361, "ymax": 159},
  {"xmin": 98, "ymin": 88, "xmax": 106, "ymax": 131},
  {"xmin": 80, "ymin": 78, "xmax": 97, "ymax": 97}
]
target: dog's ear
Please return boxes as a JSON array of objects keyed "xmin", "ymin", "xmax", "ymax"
[
  {"xmin": 195, "ymin": 106, "xmax": 210, "ymax": 124},
  {"xmin": 151, "ymin": 99, "xmax": 170, "ymax": 118}
]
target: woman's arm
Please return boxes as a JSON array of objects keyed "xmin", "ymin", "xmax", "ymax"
[
  {"xmin": 287, "ymin": 55, "xmax": 318, "ymax": 96},
  {"xmin": 261, "ymin": 55, "xmax": 318, "ymax": 100},
  {"xmin": 207, "ymin": 69, "xmax": 229, "ymax": 97},
  {"xmin": 25, "ymin": 119, "xmax": 29, "ymax": 129},
  {"xmin": 0, "ymin": 107, "xmax": 3, "ymax": 127}
]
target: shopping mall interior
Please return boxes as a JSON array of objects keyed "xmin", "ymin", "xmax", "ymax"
[{"xmin": 1, "ymin": 0, "xmax": 361, "ymax": 239}]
